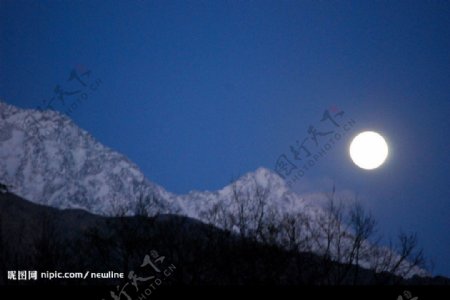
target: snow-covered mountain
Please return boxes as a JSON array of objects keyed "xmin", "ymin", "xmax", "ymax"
[
  {"xmin": 0, "ymin": 101, "xmax": 427, "ymax": 278},
  {"xmin": 0, "ymin": 101, "xmax": 300, "ymax": 219},
  {"xmin": 0, "ymin": 101, "xmax": 179, "ymax": 216}
]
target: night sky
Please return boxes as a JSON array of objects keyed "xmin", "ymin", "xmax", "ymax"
[{"xmin": 1, "ymin": 1, "xmax": 449, "ymax": 276}]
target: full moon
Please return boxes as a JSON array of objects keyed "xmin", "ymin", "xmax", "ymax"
[{"xmin": 349, "ymin": 131, "xmax": 389, "ymax": 170}]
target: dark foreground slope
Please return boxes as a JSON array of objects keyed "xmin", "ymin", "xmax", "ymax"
[{"xmin": 0, "ymin": 191, "xmax": 448, "ymax": 287}]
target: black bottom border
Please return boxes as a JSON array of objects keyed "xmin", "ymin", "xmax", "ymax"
[{"xmin": 1, "ymin": 285, "xmax": 448, "ymax": 299}]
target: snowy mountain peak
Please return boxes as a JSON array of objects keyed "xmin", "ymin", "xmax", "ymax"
[
  {"xmin": 214, "ymin": 167, "xmax": 293, "ymax": 206},
  {"xmin": 238, "ymin": 167, "xmax": 286, "ymax": 188},
  {"xmin": 0, "ymin": 102, "xmax": 178, "ymax": 216}
]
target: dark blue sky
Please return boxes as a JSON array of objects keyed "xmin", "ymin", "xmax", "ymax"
[{"xmin": 1, "ymin": 1, "xmax": 449, "ymax": 276}]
